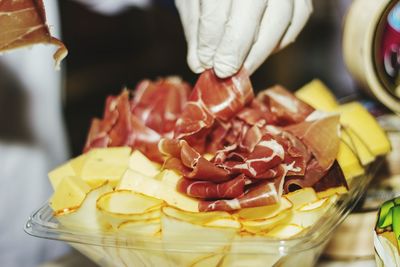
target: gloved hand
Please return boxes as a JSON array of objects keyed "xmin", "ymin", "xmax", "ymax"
[{"xmin": 175, "ymin": 0, "xmax": 313, "ymax": 78}]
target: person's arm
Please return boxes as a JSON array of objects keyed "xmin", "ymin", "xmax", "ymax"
[{"xmin": 175, "ymin": 0, "xmax": 313, "ymax": 78}]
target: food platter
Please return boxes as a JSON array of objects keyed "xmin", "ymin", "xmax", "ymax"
[
  {"xmin": 25, "ymin": 160, "xmax": 382, "ymax": 267},
  {"xmin": 24, "ymin": 70, "xmax": 389, "ymax": 266}
]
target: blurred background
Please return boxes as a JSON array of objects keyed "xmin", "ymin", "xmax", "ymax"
[{"xmin": 59, "ymin": 0, "xmax": 360, "ymax": 156}]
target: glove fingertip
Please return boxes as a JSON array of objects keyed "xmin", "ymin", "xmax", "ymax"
[
  {"xmin": 214, "ymin": 62, "xmax": 239, "ymax": 79},
  {"xmin": 198, "ymin": 51, "xmax": 214, "ymax": 70},
  {"xmin": 187, "ymin": 54, "xmax": 205, "ymax": 73},
  {"xmin": 243, "ymin": 60, "xmax": 257, "ymax": 77}
]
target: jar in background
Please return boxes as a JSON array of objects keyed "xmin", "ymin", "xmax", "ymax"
[{"xmin": 343, "ymin": 0, "xmax": 400, "ymax": 114}]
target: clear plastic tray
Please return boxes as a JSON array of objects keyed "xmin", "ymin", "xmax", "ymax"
[{"xmin": 25, "ymin": 161, "xmax": 382, "ymax": 267}]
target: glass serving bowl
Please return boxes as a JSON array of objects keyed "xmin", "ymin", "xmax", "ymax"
[{"xmin": 25, "ymin": 161, "xmax": 382, "ymax": 267}]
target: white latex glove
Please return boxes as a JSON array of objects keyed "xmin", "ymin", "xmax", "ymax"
[{"xmin": 175, "ymin": 0, "xmax": 313, "ymax": 78}]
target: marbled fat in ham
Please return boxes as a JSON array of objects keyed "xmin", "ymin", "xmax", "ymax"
[
  {"xmin": 174, "ymin": 69, "xmax": 253, "ymax": 152},
  {"xmin": 131, "ymin": 77, "xmax": 190, "ymax": 137},
  {"xmin": 199, "ymin": 164, "xmax": 287, "ymax": 212},
  {"xmin": 84, "ymin": 70, "xmax": 348, "ymax": 211},
  {"xmin": 165, "ymin": 72, "xmax": 345, "ymax": 211},
  {"xmin": 284, "ymin": 115, "xmax": 341, "ymax": 171},
  {"xmin": 257, "ymin": 85, "xmax": 314, "ymax": 125},
  {"xmin": 177, "ymin": 174, "xmax": 246, "ymax": 199},
  {"xmin": 285, "ymin": 160, "xmax": 348, "ymax": 193},
  {"xmin": 84, "ymin": 78, "xmax": 190, "ymax": 163},
  {"xmin": 159, "ymin": 139, "xmax": 231, "ymax": 182}
]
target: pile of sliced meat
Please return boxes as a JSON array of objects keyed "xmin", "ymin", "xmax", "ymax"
[
  {"xmin": 85, "ymin": 70, "xmax": 348, "ymax": 212},
  {"xmin": 84, "ymin": 77, "xmax": 190, "ymax": 163}
]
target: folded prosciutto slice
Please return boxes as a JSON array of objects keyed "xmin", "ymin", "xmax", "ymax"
[
  {"xmin": 132, "ymin": 77, "xmax": 191, "ymax": 136},
  {"xmin": 0, "ymin": 0, "xmax": 67, "ymax": 67},
  {"xmin": 284, "ymin": 115, "xmax": 341, "ymax": 171},
  {"xmin": 198, "ymin": 164, "xmax": 287, "ymax": 212},
  {"xmin": 257, "ymin": 85, "xmax": 314, "ymax": 125},
  {"xmin": 177, "ymin": 174, "xmax": 246, "ymax": 199},
  {"xmin": 174, "ymin": 69, "xmax": 253, "ymax": 152},
  {"xmin": 84, "ymin": 70, "xmax": 348, "ymax": 212},
  {"xmin": 285, "ymin": 161, "xmax": 348, "ymax": 193},
  {"xmin": 159, "ymin": 139, "xmax": 231, "ymax": 183},
  {"xmin": 84, "ymin": 77, "xmax": 190, "ymax": 163}
]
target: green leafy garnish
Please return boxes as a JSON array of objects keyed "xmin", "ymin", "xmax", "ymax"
[
  {"xmin": 378, "ymin": 200, "xmax": 395, "ymax": 229},
  {"xmin": 392, "ymin": 206, "xmax": 400, "ymax": 249}
]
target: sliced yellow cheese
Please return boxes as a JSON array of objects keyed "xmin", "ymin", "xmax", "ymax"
[
  {"xmin": 265, "ymin": 224, "xmax": 304, "ymax": 239},
  {"xmin": 154, "ymin": 169, "xmax": 181, "ymax": 186},
  {"xmin": 316, "ymin": 186, "xmax": 347, "ymax": 199},
  {"xmin": 289, "ymin": 204, "xmax": 327, "ymax": 228},
  {"xmin": 80, "ymin": 147, "xmax": 131, "ymax": 187},
  {"xmin": 289, "ymin": 197, "xmax": 334, "ymax": 228},
  {"xmin": 285, "ymin": 188, "xmax": 318, "ymax": 210},
  {"xmin": 341, "ymin": 127, "xmax": 375, "ymax": 166},
  {"xmin": 337, "ymin": 102, "xmax": 391, "ymax": 156},
  {"xmin": 203, "ymin": 153, "xmax": 214, "ymax": 161},
  {"xmin": 50, "ymin": 176, "xmax": 91, "ymax": 212},
  {"xmin": 118, "ymin": 169, "xmax": 199, "ymax": 212},
  {"xmin": 98, "ymin": 190, "xmax": 163, "ymax": 214},
  {"xmin": 241, "ymin": 211, "xmax": 290, "ymax": 234},
  {"xmin": 48, "ymin": 153, "xmax": 89, "ymax": 190},
  {"xmin": 295, "ymin": 79, "xmax": 339, "ymax": 111},
  {"xmin": 162, "ymin": 206, "xmax": 234, "ymax": 226},
  {"xmin": 97, "ymin": 190, "xmax": 163, "ymax": 230},
  {"xmin": 48, "ymin": 163, "xmax": 75, "ymax": 190},
  {"xmin": 336, "ymin": 140, "xmax": 365, "ymax": 180},
  {"xmin": 55, "ymin": 182, "xmax": 113, "ymax": 231},
  {"xmin": 69, "ymin": 153, "xmax": 88, "ymax": 175},
  {"xmin": 161, "ymin": 210, "xmax": 237, "ymax": 267},
  {"xmin": 129, "ymin": 150, "xmax": 161, "ymax": 177},
  {"xmin": 118, "ymin": 218, "xmax": 161, "ymax": 235},
  {"xmin": 236, "ymin": 197, "xmax": 292, "ymax": 220}
]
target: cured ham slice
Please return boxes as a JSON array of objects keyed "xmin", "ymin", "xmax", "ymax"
[
  {"xmin": 177, "ymin": 174, "xmax": 246, "ymax": 199},
  {"xmin": 284, "ymin": 115, "xmax": 341, "ymax": 171},
  {"xmin": 84, "ymin": 78, "xmax": 190, "ymax": 163},
  {"xmin": 285, "ymin": 161, "xmax": 348, "ymax": 193},
  {"xmin": 174, "ymin": 69, "xmax": 253, "ymax": 143},
  {"xmin": 0, "ymin": 0, "xmax": 67, "ymax": 67},
  {"xmin": 229, "ymin": 134, "xmax": 285, "ymax": 178},
  {"xmin": 284, "ymin": 158, "xmax": 326, "ymax": 192},
  {"xmin": 84, "ymin": 90, "xmax": 163, "ymax": 162},
  {"xmin": 276, "ymin": 131, "xmax": 310, "ymax": 176},
  {"xmin": 236, "ymin": 101, "xmax": 276, "ymax": 126},
  {"xmin": 160, "ymin": 131, "xmax": 290, "ymax": 211},
  {"xmin": 159, "ymin": 139, "xmax": 230, "ymax": 182},
  {"xmin": 257, "ymin": 86, "xmax": 314, "ymax": 125},
  {"xmin": 84, "ymin": 118, "xmax": 111, "ymax": 149},
  {"xmin": 199, "ymin": 165, "xmax": 287, "ymax": 212},
  {"xmin": 131, "ymin": 77, "xmax": 190, "ymax": 137},
  {"xmin": 161, "ymin": 132, "xmax": 287, "ymax": 183},
  {"xmin": 312, "ymin": 161, "xmax": 348, "ymax": 192}
]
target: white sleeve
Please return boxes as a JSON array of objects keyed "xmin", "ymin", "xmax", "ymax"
[{"xmin": 74, "ymin": 0, "xmax": 152, "ymax": 15}]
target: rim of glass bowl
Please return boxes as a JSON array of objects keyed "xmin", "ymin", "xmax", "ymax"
[{"xmin": 24, "ymin": 160, "xmax": 382, "ymax": 255}]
